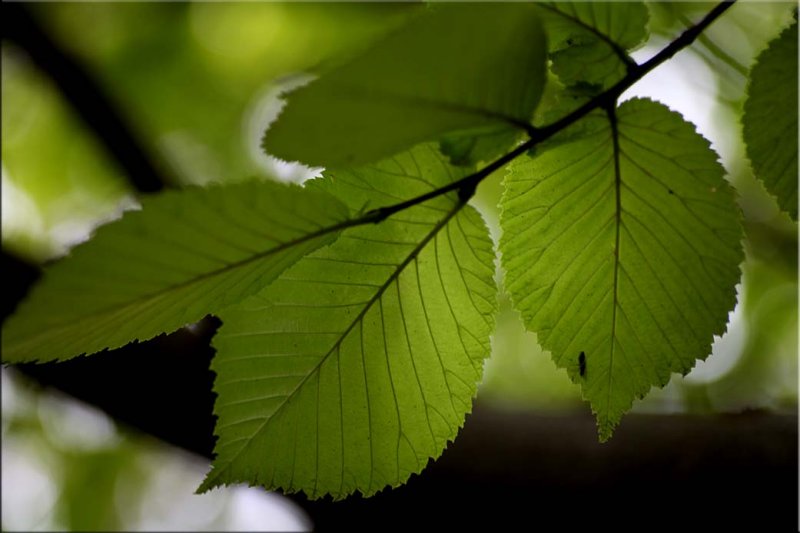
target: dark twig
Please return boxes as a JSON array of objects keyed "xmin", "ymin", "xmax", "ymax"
[
  {"xmin": 365, "ymin": 0, "xmax": 736, "ymax": 214},
  {"xmin": 535, "ymin": 1, "xmax": 736, "ymax": 144},
  {"xmin": 318, "ymin": 0, "xmax": 736, "ymax": 267},
  {"xmin": 676, "ymin": 12, "xmax": 748, "ymax": 77},
  {"xmin": 4, "ymin": 1, "xmax": 735, "ymax": 232}
]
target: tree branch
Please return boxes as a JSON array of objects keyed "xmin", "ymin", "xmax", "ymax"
[
  {"xmin": 0, "ymin": 2, "xmax": 736, "ymax": 336},
  {"xmin": 676, "ymin": 12, "xmax": 748, "ymax": 77},
  {"xmin": 533, "ymin": 1, "xmax": 736, "ymax": 146},
  {"xmin": 343, "ymin": 1, "xmax": 736, "ymax": 226},
  {"xmin": 4, "ymin": 0, "xmax": 734, "ymax": 222},
  {"xmin": 204, "ymin": 0, "xmax": 736, "ymax": 260}
]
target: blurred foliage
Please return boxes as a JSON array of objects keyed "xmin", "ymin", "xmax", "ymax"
[
  {"xmin": 1, "ymin": 368, "xmax": 310, "ymax": 531},
  {"xmin": 36, "ymin": 2, "xmax": 417, "ymax": 186},
  {"xmin": 2, "ymin": 45, "xmax": 132, "ymax": 262},
  {"xmin": 3, "ymin": 3, "xmax": 417, "ymax": 261},
  {"xmin": 1, "ymin": 2, "xmax": 796, "ymax": 527}
]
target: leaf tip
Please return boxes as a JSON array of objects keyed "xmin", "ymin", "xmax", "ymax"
[
  {"xmin": 196, "ymin": 471, "xmax": 221, "ymax": 495},
  {"xmin": 596, "ymin": 417, "xmax": 617, "ymax": 443}
]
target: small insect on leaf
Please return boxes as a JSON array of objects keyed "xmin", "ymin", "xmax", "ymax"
[{"xmin": 579, "ymin": 351, "xmax": 586, "ymax": 377}]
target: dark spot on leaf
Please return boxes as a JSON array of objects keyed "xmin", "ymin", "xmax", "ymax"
[
  {"xmin": 668, "ymin": 189, "xmax": 674, "ymax": 195},
  {"xmin": 579, "ymin": 351, "xmax": 586, "ymax": 377}
]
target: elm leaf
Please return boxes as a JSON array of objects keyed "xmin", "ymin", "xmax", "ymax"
[
  {"xmin": 2, "ymin": 181, "xmax": 349, "ymax": 363},
  {"xmin": 743, "ymin": 20, "xmax": 798, "ymax": 220},
  {"xmin": 500, "ymin": 99, "xmax": 743, "ymax": 440},
  {"xmin": 201, "ymin": 145, "xmax": 497, "ymax": 498},
  {"xmin": 263, "ymin": 4, "xmax": 546, "ymax": 168}
]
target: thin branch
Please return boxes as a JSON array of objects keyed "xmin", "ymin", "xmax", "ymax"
[
  {"xmin": 362, "ymin": 140, "xmax": 534, "ymax": 224},
  {"xmin": 614, "ymin": 1, "xmax": 737, "ymax": 94},
  {"xmin": 288, "ymin": 1, "xmax": 738, "ymax": 239},
  {"xmin": 2, "ymin": 0, "xmax": 734, "ymax": 367},
  {"xmin": 7, "ymin": 1, "xmax": 735, "ymax": 231},
  {"xmin": 535, "ymin": 1, "xmax": 736, "ymax": 142},
  {"xmin": 359, "ymin": 0, "xmax": 736, "ymax": 219},
  {"xmin": 3, "ymin": 3, "xmax": 173, "ymax": 193},
  {"xmin": 676, "ymin": 13, "xmax": 748, "ymax": 77}
]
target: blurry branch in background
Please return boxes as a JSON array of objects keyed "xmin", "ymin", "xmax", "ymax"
[
  {"xmin": 677, "ymin": 12, "xmax": 748, "ymax": 77},
  {"xmin": 3, "ymin": 3, "xmax": 171, "ymax": 194}
]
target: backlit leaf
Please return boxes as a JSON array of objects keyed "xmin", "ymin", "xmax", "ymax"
[
  {"xmin": 500, "ymin": 98, "xmax": 743, "ymax": 439},
  {"xmin": 201, "ymin": 145, "xmax": 497, "ymax": 498},
  {"xmin": 538, "ymin": 2, "xmax": 649, "ymax": 91},
  {"xmin": 263, "ymin": 4, "xmax": 546, "ymax": 168},
  {"xmin": 743, "ymin": 20, "xmax": 798, "ymax": 220},
  {"xmin": 2, "ymin": 181, "xmax": 349, "ymax": 363}
]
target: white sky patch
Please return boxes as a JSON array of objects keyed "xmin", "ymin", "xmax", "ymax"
[
  {"xmin": 623, "ymin": 42, "xmax": 747, "ymax": 386},
  {"xmin": 227, "ymin": 488, "xmax": 312, "ymax": 532},
  {"xmin": 688, "ymin": 296, "xmax": 747, "ymax": 384},
  {"xmin": 1, "ymin": 438, "xmax": 62, "ymax": 532},
  {"xmin": 1, "ymin": 166, "xmax": 50, "ymax": 258},
  {"xmin": 37, "ymin": 393, "xmax": 121, "ymax": 452},
  {"xmin": 244, "ymin": 75, "xmax": 323, "ymax": 184},
  {"xmin": 2, "ymin": 165, "xmax": 139, "ymax": 261},
  {"xmin": 624, "ymin": 39, "xmax": 719, "ymax": 151},
  {"xmin": 2, "ymin": 368, "xmax": 311, "ymax": 531}
]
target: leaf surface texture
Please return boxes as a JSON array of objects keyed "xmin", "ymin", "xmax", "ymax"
[
  {"xmin": 263, "ymin": 4, "xmax": 546, "ymax": 167},
  {"xmin": 743, "ymin": 20, "xmax": 798, "ymax": 220},
  {"xmin": 500, "ymin": 98, "xmax": 743, "ymax": 439},
  {"xmin": 539, "ymin": 2, "xmax": 649, "ymax": 91},
  {"xmin": 202, "ymin": 145, "xmax": 497, "ymax": 498},
  {"xmin": 2, "ymin": 181, "xmax": 349, "ymax": 363}
]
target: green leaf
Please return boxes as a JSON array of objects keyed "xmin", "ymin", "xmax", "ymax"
[
  {"xmin": 439, "ymin": 127, "xmax": 523, "ymax": 168},
  {"xmin": 743, "ymin": 20, "xmax": 798, "ymax": 221},
  {"xmin": 538, "ymin": 2, "xmax": 649, "ymax": 91},
  {"xmin": 201, "ymin": 145, "xmax": 497, "ymax": 498},
  {"xmin": 500, "ymin": 98, "xmax": 743, "ymax": 440},
  {"xmin": 2, "ymin": 181, "xmax": 349, "ymax": 363},
  {"xmin": 263, "ymin": 4, "xmax": 546, "ymax": 168}
]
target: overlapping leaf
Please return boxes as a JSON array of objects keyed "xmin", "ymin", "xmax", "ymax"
[
  {"xmin": 263, "ymin": 4, "xmax": 546, "ymax": 168},
  {"xmin": 2, "ymin": 181, "xmax": 349, "ymax": 363},
  {"xmin": 439, "ymin": 127, "xmax": 523, "ymax": 168},
  {"xmin": 743, "ymin": 20, "xmax": 798, "ymax": 221},
  {"xmin": 500, "ymin": 98, "xmax": 743, "ymax": 439},
  {"xmin": 201, "ymin": 145, "xmax": 497, "ymax": 498},
  {"xmin": 537, "ymin": 2, "xmax": 649, "ymax": 91}
]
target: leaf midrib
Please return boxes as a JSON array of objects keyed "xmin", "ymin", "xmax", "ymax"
[
  {"xmin": 605, "ymin": 105, "xmax": 623, "ymax": 431},
  {"xmin": 302, "ymin": 82, "xmax": 535, "ymax": 133},
  {"xmin": 207, "ymin": 200, "xmax": 465, "ymax": 486},
  {"xmin": 4, "ymin": 217, "xmax": 353, "ymax": 355}
]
